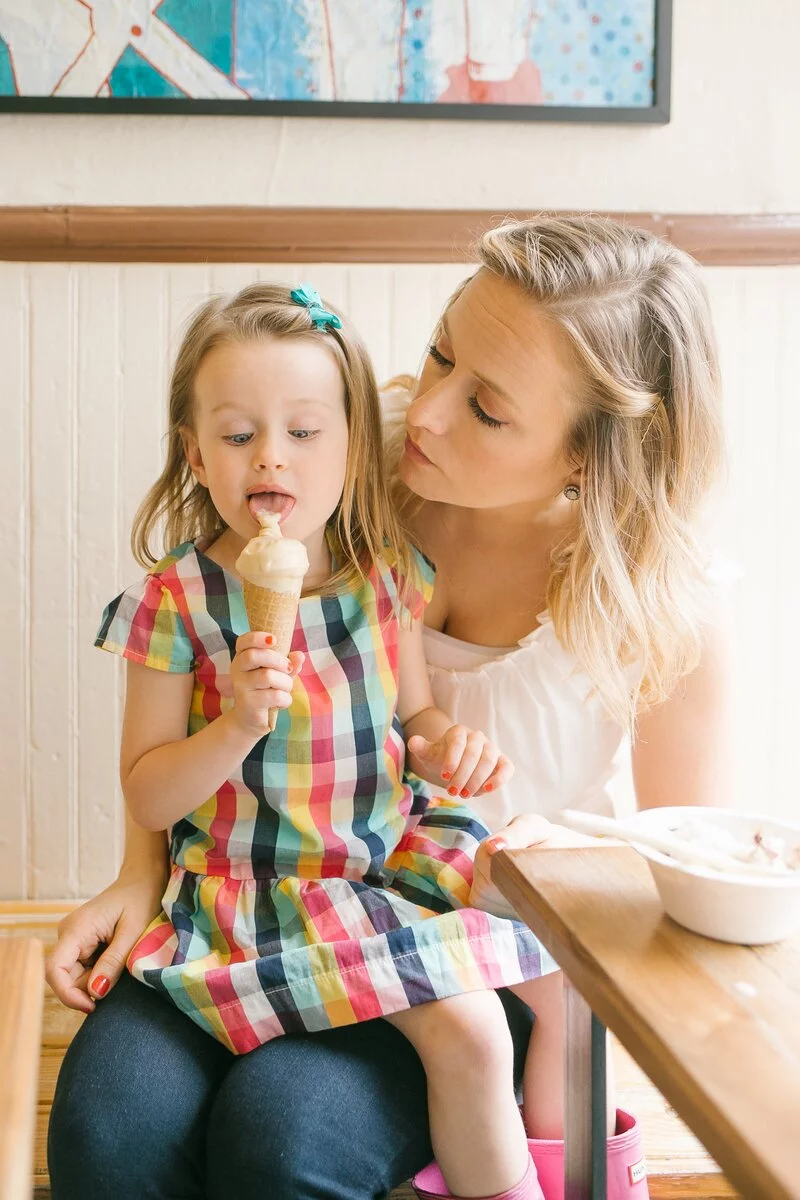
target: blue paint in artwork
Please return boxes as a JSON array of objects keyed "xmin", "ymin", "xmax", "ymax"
[
  {"xmin": 0, "ymin": 0, "xmax": 656, "ymax": 110},
  {"xmin": 529, "ymin": 0, "xmax": 654, "ymax": 107},
  {"xmin": 0, "ymin": 36, "xmax": 15, "ymax": 95},
  {"xmin": 236, "ymin": 0, "xmax": 314, "ymax": 100},
  {"xmin": 109, "ymin": 46, "xmax": 186, "ymax": 98},
  {"xmin": 159, "ymin": 0, "xmax": 234, "ymax": 77},
  {"xmin": 402, "ymin": 4, "xmax": 436, "ymax": 103}
]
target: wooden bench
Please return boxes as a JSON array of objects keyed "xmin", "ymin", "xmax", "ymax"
[
  {"xmin": 0, "ymin": 935, "xmax": 44, "ymax": 1200},
  {"xmin": 0, "ymin": 902, "xmax": 738, "ymax": 1198}
]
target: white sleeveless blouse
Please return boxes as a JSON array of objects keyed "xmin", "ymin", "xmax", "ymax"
[{"xmin": 423, "ymin": 618, "xmax": 634, "ymax": 834}]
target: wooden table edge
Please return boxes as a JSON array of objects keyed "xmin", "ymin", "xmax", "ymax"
[{"xmin": 492, "ymin": 848, "xmax": 792, "ymax": 1200}]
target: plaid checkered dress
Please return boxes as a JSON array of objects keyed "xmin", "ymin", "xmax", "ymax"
[{"xmin": 96, "ymin": 542, "xmax": 555, "ymax": 1054}]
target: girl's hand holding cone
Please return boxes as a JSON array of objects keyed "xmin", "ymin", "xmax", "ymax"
[{"xmin": 230, "ymin": 631, "xmax": 305, "ymax": 739}]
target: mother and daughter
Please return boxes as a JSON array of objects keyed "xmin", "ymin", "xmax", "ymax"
[{"xmin": 47, "ymin": 215, "xmax": 731, "ymax": 1200}]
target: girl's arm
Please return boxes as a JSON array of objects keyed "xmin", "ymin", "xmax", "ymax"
[
  {"xmin": 632, "ymin": 600, "xmax": 736, "ymax": 811},
  {"xmin": 397, "ymin": 616, "xmax": 513, "ymax": 797},
  {"xmin": 123, "ymin": 634, "xmax": 303, "ymax": 831}
]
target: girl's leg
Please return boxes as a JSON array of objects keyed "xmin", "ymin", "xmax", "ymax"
[
  {"xmin": 508, "ymin": 974, "xmax": 616, "ymax": 1139},
  {"xmin": 386, "ymin": 990, "xmax": 531, "ymax": 1199},
  {"xmin": 48, "ymin": 972, "xmax": 231, "ymax": 1200}
]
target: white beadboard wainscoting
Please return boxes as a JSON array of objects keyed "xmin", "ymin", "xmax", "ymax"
[{"xmin": 1, "ymin": 261, "xmax": 798, "ymax": 899}]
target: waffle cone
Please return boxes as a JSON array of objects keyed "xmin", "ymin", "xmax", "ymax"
[{"xmin": 241, "ymin": 580, "xmax": 301, "ymax": 732}]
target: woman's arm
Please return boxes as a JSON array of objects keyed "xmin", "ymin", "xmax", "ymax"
[
  {"xmin": 632, "ymin": 600, "xmax": 736, "ymax": 811},
  {"xmin": 45, "ymin": 811, "xmax": 169, "ymax": 1011}
]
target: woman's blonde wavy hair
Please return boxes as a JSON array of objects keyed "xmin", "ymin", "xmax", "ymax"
[
  {"xmin": 424, "ymin": 216, "xmax": 723, "ymax": 730},
  {"xmin": 132, "ymin": 282, "xmax": 415, "ymax": 604}
]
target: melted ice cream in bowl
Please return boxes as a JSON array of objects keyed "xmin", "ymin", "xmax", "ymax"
[{"xmin": 559, "ymin": 807, "xmax": 800, "ymax": 945}]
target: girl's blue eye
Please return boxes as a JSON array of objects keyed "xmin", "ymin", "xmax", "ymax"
[
  {"xmin": 224, "ymin": 433, "xmax": 253, "ymax": 445},
  {"xmin": 428, "ymin": 343, "xmax": 453, "ymax": 369},
  {"xmin": 467, "ymin": 394, "xmax": 506, "ymax": 430},
  {"xmin": 289, "ymin": 429, "xmax": 319, "ymax": 440}
]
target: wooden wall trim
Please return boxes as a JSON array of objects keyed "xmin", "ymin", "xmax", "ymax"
[{"xmin": 1, "ymin": 206, "xmax": 799, "ymax": 266}]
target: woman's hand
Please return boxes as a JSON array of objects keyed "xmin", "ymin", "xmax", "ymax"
[
  {"xmin": 45, "ymin": 862, "xmax": 167, "ymax": 1013},
  {"xmin": 407, "ymin": 725, "xmax": 513, "ymax": 798},
  {"xmin": 231, "ymin": 632, "xmax": 305, "ymax": 738},
  {"xmin": 470, "ymin": 814, "xmax": 597, "ymax": 918}
]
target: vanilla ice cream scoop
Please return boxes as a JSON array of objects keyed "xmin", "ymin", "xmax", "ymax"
[
  {"xmin": 235, "ymin": 511, "xmax": 309, "ymax": 593},
  {"xmin": 235, "ymin": 512, "xmax": 310, "ymax": 733}
]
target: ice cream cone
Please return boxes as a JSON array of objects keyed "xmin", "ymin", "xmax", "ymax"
[{"xmin": 236, "ymin": 512, "xmax": 310, "ymax": 733}]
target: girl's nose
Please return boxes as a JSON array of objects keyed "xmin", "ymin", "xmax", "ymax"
[{"xmin": 251, "ymin": 432, "xmax": 287, "ymax": 471}]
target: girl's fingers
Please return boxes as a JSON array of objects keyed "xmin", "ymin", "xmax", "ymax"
[
  {"xmin": 245, "ymin": 667, "xmax": 294, "ymax": 692},
  {"xmin": 235, "ymin": 647, "xmax": 291, "ymax": 674},
  {"xmin": 473, "ymin": 754, "xmax": 514, "ymax": 797},
  {"xmin": 445, "ymin": 730, "xmax": 488, "ymax": 796},
  {"xmin": 460, "ymin": 745, "xmax": 505, "ymax": 798},
  {"xmin": 235, "ymin": 631, "xmax": 278, "ymax": 654},
  {"xmin": 406, "ymin": 734, "xmax": 433, "ymax": 761}
]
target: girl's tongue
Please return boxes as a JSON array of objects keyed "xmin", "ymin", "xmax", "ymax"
[{"xmin": 247, "ymin": 491, "xmax": 295, "ymax": 522}]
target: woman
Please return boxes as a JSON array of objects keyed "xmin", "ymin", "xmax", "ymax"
[{"xmin": 47, "ymin": 216, "xmax": 732, "ymax": 1200}]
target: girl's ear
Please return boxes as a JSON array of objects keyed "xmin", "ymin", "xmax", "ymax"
[{"xmin": 181, "ymin": 427, "xmax": 208, "ymax": 488}]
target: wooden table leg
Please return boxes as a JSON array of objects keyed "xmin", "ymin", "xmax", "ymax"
[{"xmin": 564, "ymin": 976, "xmax": 607, "ymax": 1200}]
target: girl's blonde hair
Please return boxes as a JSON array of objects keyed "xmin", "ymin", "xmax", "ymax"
[
  {"xmin": 459, "ymin": 216, "xmax": 723, "ymax": 729},
  {"xmin": 133, "ymin": 282, "xmax": 414, "ymax": 602}
]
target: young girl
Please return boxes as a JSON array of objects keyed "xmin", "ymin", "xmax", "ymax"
[{"xmin": 97, "ymin": 282, "xmax": 562, "ymax": 1200}]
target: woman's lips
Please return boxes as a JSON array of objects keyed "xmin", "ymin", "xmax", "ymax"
[
  {"xmin": 247, "ymin": 492, "xmax": 295, "ymax": 522},
  {"xmin": 403, "ymin": 435, "xmax": 434, "ymax": 468}
]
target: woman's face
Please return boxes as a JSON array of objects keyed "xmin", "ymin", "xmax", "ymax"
[{"xmin": 399, "ymin": 270, "xmax": 583, "ymax": 514}]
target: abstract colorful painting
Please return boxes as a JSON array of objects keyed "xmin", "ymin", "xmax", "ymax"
[{"xmin": 0, "ymin": 1, "xmax": 671, "ymax": 122}]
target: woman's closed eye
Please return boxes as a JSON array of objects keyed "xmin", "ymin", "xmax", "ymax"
[
  {"xmin": 467, "ymin": 395, "xmax": 507, "ymax": 430},
  {"xmin": 428, "ymin": 343, "xmax": 453, "ymax": 369}
]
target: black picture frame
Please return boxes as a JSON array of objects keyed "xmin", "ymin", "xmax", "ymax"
[{"xmin": 0, "ymin": 0, "xmax": 671, "ymax": 124}]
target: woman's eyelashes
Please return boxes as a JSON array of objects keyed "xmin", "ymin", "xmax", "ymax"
[
  {"xmin": 467, "ymin": 395, "xmax": 506, "ymax": 430},
  {"xmin": 428, "ymin": 342, "xmax": 507, "ymax": 429},
  {"xmin": 428, "ymin": 343, "xmax": 452, "ymax": 369}
]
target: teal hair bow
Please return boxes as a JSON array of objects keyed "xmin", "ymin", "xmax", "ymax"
[{"xmin": 290, "ymin": 283, "xmax": 342, "ymax": 331}]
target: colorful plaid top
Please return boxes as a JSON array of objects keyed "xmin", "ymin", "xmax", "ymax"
[{"xmin": 96, "ymin": 542, "xmax": 553, "ymax": 1054}]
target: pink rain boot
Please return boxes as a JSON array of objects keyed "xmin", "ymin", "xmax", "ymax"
[
  {"xmin": 412, "ymin": 1155, "xmax": 544, "ymax": 1200},
  {"xmin": 526, "ymin": 1108, "xmax": 649, "ymax": 1200}
]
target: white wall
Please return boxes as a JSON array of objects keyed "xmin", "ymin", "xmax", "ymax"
[{"xmin": 1, "ymin": 3, "xmax": 799, "ymax": 213}]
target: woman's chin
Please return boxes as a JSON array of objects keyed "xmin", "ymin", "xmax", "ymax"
[{"xmin": 398, "ymin": 452, "xmax": 442, "ymax": 502}]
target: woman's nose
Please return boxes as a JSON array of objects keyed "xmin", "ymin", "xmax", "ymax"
[{"xmin": 407, "ymin": 381, "xmax": 450, "ymax": 435}]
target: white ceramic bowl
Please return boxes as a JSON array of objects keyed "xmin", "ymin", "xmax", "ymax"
[{"xmin": 625, "ymin": 807, "xmax": 800, "ymax": 945}]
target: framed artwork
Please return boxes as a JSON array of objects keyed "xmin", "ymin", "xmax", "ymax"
[{"xmin": 0, "ymin": 1, "xmax": 671, "ymax": 123}]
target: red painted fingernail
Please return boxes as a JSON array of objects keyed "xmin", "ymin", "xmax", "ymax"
[
  {"xmin": 91, "ymin": 975, "xmax": 110, "ymax": 998},
  {"xmin": 460, "ymin": 788, "xmax": 470, "ymax": 798},
  {"xmin": 441, "ymin": 771, "xmax": 452, "ymax": 780},
  {"xmin": 447, "ymin": 786, "xmax": 458, "ymax": 796},
  {"xmin": 486, "ymin": 838, "xmax": 507, "ymax": 857},
  {"xmin": 264, "ymin": 634, "xmax": 274, "ymax": 645},
  {"xmin": 485, "ymin": 783, "xmax": 494, "ymax": 792}
]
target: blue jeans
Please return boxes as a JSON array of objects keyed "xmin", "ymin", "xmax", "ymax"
[{"xmin": 48, "ymin": 972, "xmax": 534, "ymax": 1200}]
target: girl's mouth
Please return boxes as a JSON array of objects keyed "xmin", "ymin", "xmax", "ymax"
[{"xmin": 246, "ymin": 491, "xmax": 296, "ymax": 522}]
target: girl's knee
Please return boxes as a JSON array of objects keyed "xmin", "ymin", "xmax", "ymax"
[{"xmin": 392, "ymin": 990, "xmax": 514, "ymax": 1077}]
